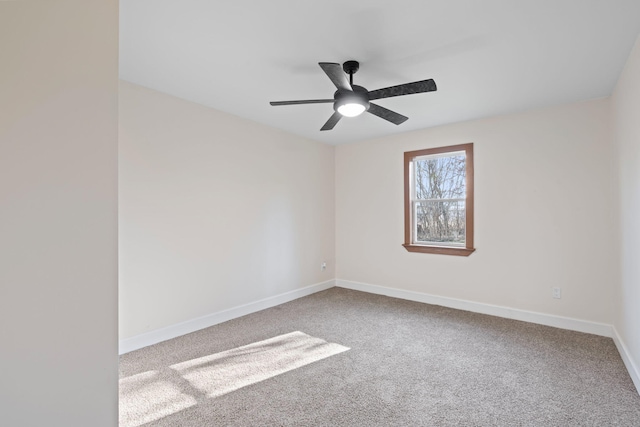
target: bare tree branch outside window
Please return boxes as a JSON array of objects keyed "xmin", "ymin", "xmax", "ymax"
[{"xmin": 414, "ymin": 154, "xmax": 466, "ymax": 244}]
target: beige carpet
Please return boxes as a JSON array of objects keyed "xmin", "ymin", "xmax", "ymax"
[{"xmin": 119, "ymin": 288, "xmax": 640, "ymax": 426}]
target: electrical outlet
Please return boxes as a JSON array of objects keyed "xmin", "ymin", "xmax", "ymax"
[
  {"xmin": 552, "ymin": 287, "xmax": 562, "ymax": 299},
  {"xmin": 321, "ymin": 262, "xmax": 327, "ymax": 271}
]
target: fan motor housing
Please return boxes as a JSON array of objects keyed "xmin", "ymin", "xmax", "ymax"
[{"xmin": 334, "ymin": 85, "xmax": 370, "ymax": 114}]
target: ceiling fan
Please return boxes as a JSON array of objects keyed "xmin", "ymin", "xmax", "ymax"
[{"xmin": 270, "ymin": 60, "xmax": 437, "ymax": 131}]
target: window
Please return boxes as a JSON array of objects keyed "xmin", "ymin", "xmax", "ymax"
[{"xmin": 403, "ymin": 143, "xmax": 475, "ymax": 256}]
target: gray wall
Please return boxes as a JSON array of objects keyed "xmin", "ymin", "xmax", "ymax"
[{"xmin": 0, "ymin": 1, "xmax": 119, "ymax": 425}]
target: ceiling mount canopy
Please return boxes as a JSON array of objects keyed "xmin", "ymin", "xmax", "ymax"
[{"xmin": 270, "ymin": 60, "xmax": 437, "ymax": 131}]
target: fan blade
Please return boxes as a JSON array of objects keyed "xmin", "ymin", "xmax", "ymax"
[
  {"xmin": 270, "ymin": 99, "xmax": 334, "ymax": 106},
  {"xmin": 320, "ymin": 111, "xmax": 342, "ymax": 131},
  {"xmin": 367, "ymin": 103, "xmax": 408, "ymax": 125},
  {"xmin": 368, "ymin": 79, "xmax": 437, "ymax": 100},
  {"xmin": 319, "ymin": 63, "xmax": 352, "ymax": 91}
]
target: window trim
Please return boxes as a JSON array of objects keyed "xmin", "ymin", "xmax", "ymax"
[{"xmin": 403, "ymin": 143, "xmax": 475, "ymax": 256}]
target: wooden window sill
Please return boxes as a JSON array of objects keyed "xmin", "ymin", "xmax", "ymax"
[{"xmin": 402, "ymin": 244, "xmax": 476, "ymax": 256}]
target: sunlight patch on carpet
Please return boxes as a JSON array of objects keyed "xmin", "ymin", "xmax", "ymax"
[
  {"xmin": 119, "ymin": 370, "xmax": 197, "ymax": 427},
  {"xmin": 171, "ymin": 331, "xmax": 349, "ymax": 398}
]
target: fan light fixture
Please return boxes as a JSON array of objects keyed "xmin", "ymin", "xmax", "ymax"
[{"xmin": 337, "ymin": 102, "xmax": 366, "ymax": 117}]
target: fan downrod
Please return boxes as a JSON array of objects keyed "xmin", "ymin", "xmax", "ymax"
[{"xmin": 343, "ymin": 60, "xmax": 359, "ymax": 86}]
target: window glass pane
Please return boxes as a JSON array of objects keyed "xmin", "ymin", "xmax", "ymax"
[
  {"xmin": 415, "ymin": 200, "xmax": 466, "ymax": 244},
  {"xmin": 414, "ymin": 155, "xmax": 466, "ymax": 200}
]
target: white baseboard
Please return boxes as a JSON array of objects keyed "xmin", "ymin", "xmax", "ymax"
[
  {"xmin": 119, "ymin": 280, "xmax": 335, "ymax": 355},
  {"xmin": 612, "ymin": 327, "xmax": 640, "ymax": 394},
  {"xmin": 336, "ymin": 279, "xmax": 614, "ymax": 338}
]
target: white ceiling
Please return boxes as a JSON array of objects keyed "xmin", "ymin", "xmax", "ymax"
[{"xmin": 120, "ymin": 0, "xmax": 640, "ymax": 145}]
